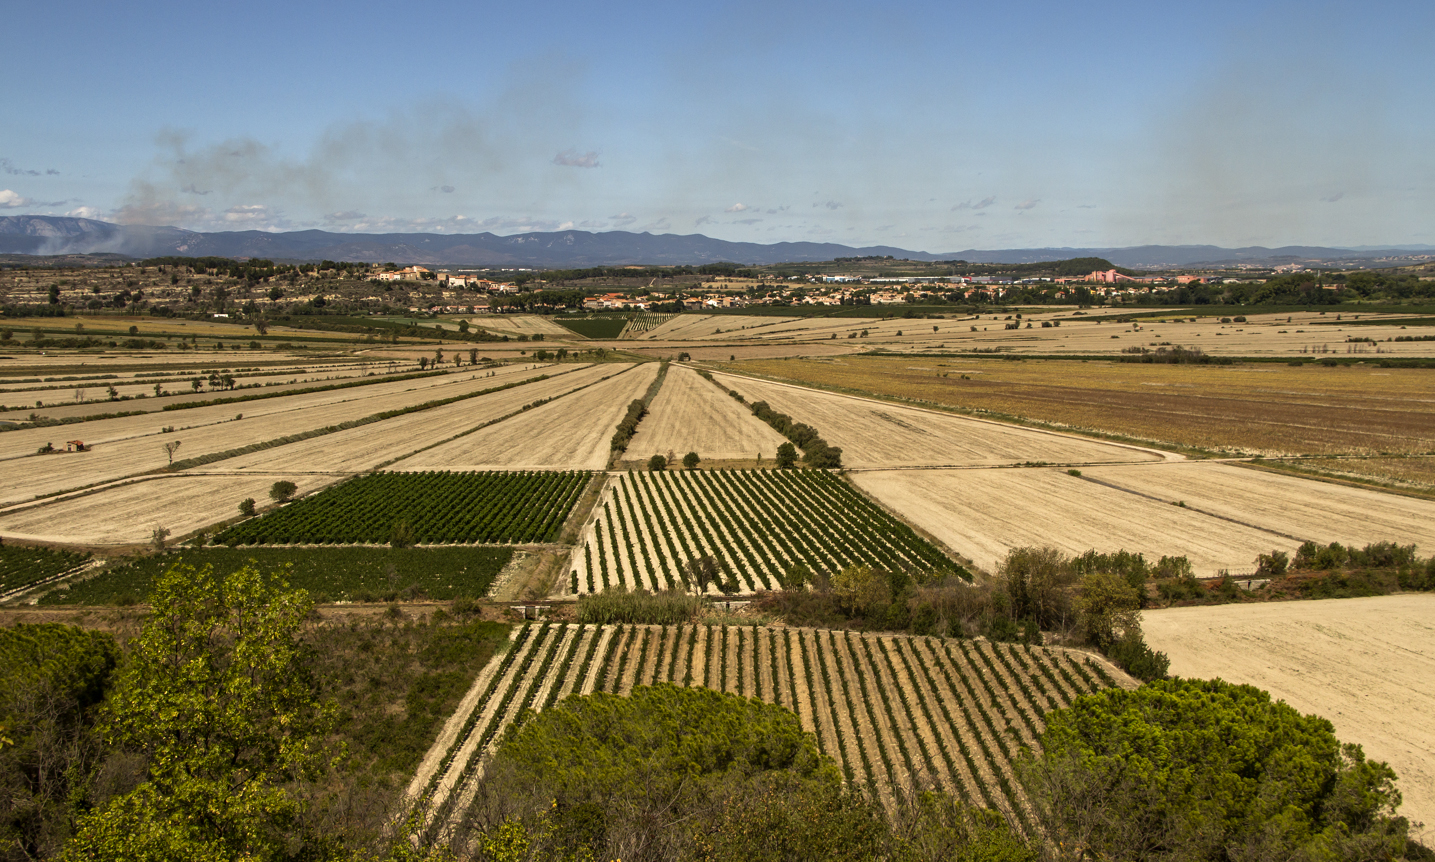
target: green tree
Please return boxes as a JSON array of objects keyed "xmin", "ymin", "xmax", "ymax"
[
  {"xmin": 464, "ymin": 684, "xmax": 864, "ymax": 860},
  {"xmin": 1025, "ymin": 678, "xmax": 1414, "ymax": 862},
  {"xmin": 682, "ymin": 451, "xmax": 701, "ymax": 469},
  {"xmin": 775, "ymin": 442, "xmax": 798, "ymax": 469},
  {"xmin": 269, "ymin": 480, "xmax": 297, "ymax": 503},
  {"xmin": 1075, "ymin": 571, "xmax": 1141, "ymax": 649},
  {"xmin": 648, "ymin": 453, "xmax": 668, "ymax": 471},
  {"xmin": 1, "ymin": 625, "xmax": 120, "ymax": 860},
  {"xmin": 238, "ymin": 498, "xmax": 256, "ymax": 516},
  {"xmin": 62, "ymin": 562, "xmax": 338, "ymax": 862},
  {"xmin": 832, "ymin": 563, "xmax": 889, "ymax": 616}
]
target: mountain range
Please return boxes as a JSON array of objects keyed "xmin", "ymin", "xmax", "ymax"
[{"xmin": 1, "ymin": 215, "xmax": 1430, "ymax": 270}]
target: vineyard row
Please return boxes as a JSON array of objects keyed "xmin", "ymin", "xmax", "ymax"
[
  {"xmin": 411, "ymin": 623, "xmax": 1124, "ymax": 839},
  {"xmin": 569, "ymin": 469, "xmax": 957, "ymax": 595},
  {"xmin": 219, "ymin": 470, "xmax": 592, "ymax": 546}
]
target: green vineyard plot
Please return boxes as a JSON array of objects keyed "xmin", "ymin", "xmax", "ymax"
[
  {"xmin": 411, "ymin": 623, "xmax": 1128, "ymax": 838},
  {"xmin": 0, "ymin": 545, "xmax": 91, "ymax": 596},
  {"xmin": 38, "ymin": 546, "xmax": 513, "ymax": 605},
  {"xmin": 219, "ymin": 471, "xmax": 591, "ymax": 546},
  {"xmin": 572, "ymin": 470, "xmax": 961, "ymax": 594}
]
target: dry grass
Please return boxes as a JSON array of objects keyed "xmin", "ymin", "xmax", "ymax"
[{"xmin": 728, "ymin": 356, "xmax": 1435, "ymax": 457}]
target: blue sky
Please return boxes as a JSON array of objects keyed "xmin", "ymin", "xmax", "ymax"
[{"xmin": 2, "ymin": 0, "xmax": 1431, "ymax": 250}]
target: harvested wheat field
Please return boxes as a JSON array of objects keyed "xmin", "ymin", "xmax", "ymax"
[
  {"xmin": 728, "ymin": 355, "xmax": 1435, "ymax": 456},
  {"xmin": 392, "ymin": 363, "xmax": 658, "ymax": 470},
  {"xmin": 0, "ymin": 367, "xmax": 553, "ymax": 505},
  {"xmin": 852, "ymin": 467, "xmax": 1287, "ymax": 575},
  {"xmin": 624, "ymin": 366, "xmax": 787, "ymax": 461},
  {"xmin": 637, "ymin": 314, "xmax": 791, "ymax": 341},
  {"xmin": 1143, "ymin": 595, "xmax": 1435, "ymax": 833},
  {"xmin": 190, "ymin": 364, "xmax": 615, "ymax": 475},
  {"xmin": 463, "ymin": 314, "xmax": 578, "ymax": 340},
  {"xmin": 0, "ymin": 364, "xmax": 535, "ymax": 462},
  {"xmin": 0, "ymin": 473, "xmax": 335, "ymax": 546},
  {"xmin": 719, "ymin": 372, "xmax": 1165, "ymax": 468},
  {"xmin": 1084, "ymin": 462, "xmax": 1435, "ymax": 550}
]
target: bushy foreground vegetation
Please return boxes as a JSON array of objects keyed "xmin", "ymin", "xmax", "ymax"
[
  {"xmin": 757, "ymin": 546, "xmax": 1175, "ymax": 681},
  {"xmin": 0, "ymin": 544, "xmax": 90, "ymax": 595},
  {"xmin": 38, "ymin": 545, "xmax": 512, "ymax": 605},
  {"xmin": 5, "ymin": 558, "xmax": 1427, "ymax": 861},
  {"xmin": 218, "ymin": 470, "xmax": 590, "ymax": 546},
  {"xmin": 3, "ymin": 563, "xmax": 513, "ymax": 862},
  {"xmin": 1028, "ymin": 678, "xmax": 1422, "ymax": 861},
  {"xmin": 458, "ymin": 683, "xmax": 1033, "ymax": 862}
]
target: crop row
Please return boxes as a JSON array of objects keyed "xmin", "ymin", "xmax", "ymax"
[
  {"xmin": 571, "ymin": 469, "xmax": 958, "ymax": 594},
  {"xmin": 219, "ymin": 471, "xmax": 591, "ymax": 545},
  {"xmin": 414, "ymin": 623, "xmax": 1120, "ymax": 837},
  {"xmin": 0, "ymin": 545, "xmax": 92, "ymax": 596}
]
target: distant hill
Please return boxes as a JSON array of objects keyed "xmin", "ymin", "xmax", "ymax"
[{"xmin": 1, "ymin": 215, "xmax": 1429, "ymax": 270}]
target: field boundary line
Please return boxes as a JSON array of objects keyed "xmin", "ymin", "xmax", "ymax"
[{"xmin": 1074, "ymin": 470, "xmax": 1309, "ymax": 543}]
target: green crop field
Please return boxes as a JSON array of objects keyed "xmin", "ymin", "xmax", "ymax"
[
  {"xmin": 38, "ymin": 545, "xmax": 513, "ymax": 605},
  {"xmin": 218, "ymin": 471, "xmax": 591, "ymax": 546},
  {"xmin": 0, "ymin": 545, "xmax": 91, "ymax": 596},
  {"xmin": 553, "ymin": 315, "xmax": 631, "ymax": 339}
]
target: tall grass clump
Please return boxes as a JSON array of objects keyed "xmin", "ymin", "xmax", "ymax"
[{"xmin": 577, "ymin": 587, "xmax": 703, "ymax": 625}]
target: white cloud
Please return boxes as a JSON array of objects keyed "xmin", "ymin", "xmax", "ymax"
[
  {"xmin": 224, "ymin": 204, "xmax": 271, "ymax": 222},
  {"xmin": 552, "ymin": 149, "xmax": 600, "ymax": 168},
  {"xmin": 66, "ymin": 206, "xmax": 103, "ymax": 219},
  {"xmin": 609, "ymin": 212, "xmax": 637, "ymax": 226},
  {"xmin": 323, "ymin": 210, "xmax": 366, "ymax": 222},
  {"xmin": 0, "ymin": 189, "xmax": 31, "ymax": 208},
  {"xmin": 953, "ymin": 196, "xmax": 996, "ymax": 210},
  {"xmin": 558, "ymin": 221, "xmax": 574, "ymax": 230},
  {"xmin": 1014, "ymin": 198, "xmax": 1041, "ymax": 210},
  {"xmin": 725, "ymin": 203, "xmax": 748, "ymax": 212}
]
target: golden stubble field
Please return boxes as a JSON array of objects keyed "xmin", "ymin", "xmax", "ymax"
[
  {"xmin": 1142, "ymin": 595, "xmax": 1435, "ymax": 837},
  {"xmin": 727, "ymin": 355, "xmax": 1435, "ymax": 459},
  {"xmin": 624, "ymin": 366, "xmax": 788, "ymax": 462}
]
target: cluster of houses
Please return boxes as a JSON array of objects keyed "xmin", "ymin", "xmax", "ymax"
[{"xmin": 373, "ymin": 266, "xmax": 520, "ymax": 293}]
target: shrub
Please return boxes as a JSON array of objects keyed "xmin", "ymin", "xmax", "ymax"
[
  {"xmin": 682, "ymin": 451, "xmax": 700, "ymax": 469},
  {"xmin": 238, "ymin": 498, "xmax": 256, "ymax": 516},
  {"xmin": 576, "ymin": 587, "xmax": 703, "ymax": 625},
  {"xmin": 1104, "ymin": 629, "xmax": 1169, "ymax": 681},
  {"xmin": 648, "ymin": 453, "xmax": 668, "ymax": 471},
  {"xmin": 269, "ymin": 480, "xmax": 297, "ymax": 503}
]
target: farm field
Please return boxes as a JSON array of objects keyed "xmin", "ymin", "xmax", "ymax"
[
  {"xmin": 393, "ymin": 363, "xmax": 659, "ymax": 471},
  {"xmin": 0, "ymin": 544, "xmax": 90, "ymax": 596},
  {"xmin": 727, "ymin": 355, "xmax": 1435, "ymax": 458},
  {"xmin": 1082, "ymin": 462, "xmax": 1435, "ymax": 550},
  {"xmin": 0, "ymin": 473, "xmax": 336, "ymax": 546},
  {"xmin": 3, "ymin": 362, "xmax": 404, "ymax": 416},
  {"xmin": 637, "ymin": 314, "xmax": 799, "ymax": 341},
  {"xmin": 1143, "ymin": 595, "xmax": 1435, "ymax": 832},
  {"xmin": 623, "ymin": 366, "xmax": 787, "ymax": 462},
  {"xmin": 411, "ymin": 622, "xmax": 1133, "ymax": 837},
  {"xmin": 551, "ymin": 315, "xmax": 630, "ymax": 339},
  {"xmin": 648, "ymin": 310, "xmax": 1435, "ymax": 358},
  {"xmin": 36, "ymin": 545, "xmax": 514, "ymax": 605},
  {"xmin": 567, "ymin": 470, "xmax": 957, "ymax": 595},
  {"xmin": 851, "ymin": 467, "xmax": 1287, "ymax": 575},
  {"xmin": 460, "ymin": 314, "xmax": 577, "ymax": 340},
  {"xmin": 0, "ymin": 365, "xmax": 555, "ymax": 505},
  {"xmin": 718, "ymin": 371, "xmax": 1165, "ymax": 468},
  {"xmin": 0, "ymin": 362, "xmax": 536, "ymax": 462},
  {"xmin": 219, "ymin": 471, "xmax": 590, "ymax": 546},
  {"xmin": 187, "ymin": 363, "xmax": 618, "ymax": 475}
]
